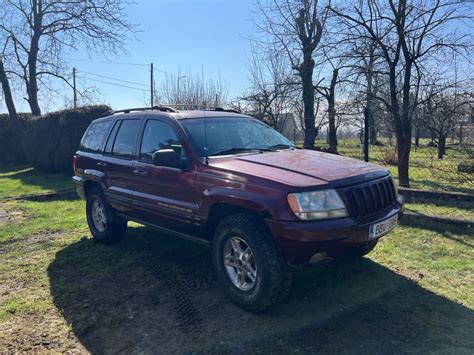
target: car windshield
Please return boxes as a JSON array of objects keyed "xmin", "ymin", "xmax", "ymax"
[{"xmin": 180, "ymin": 116, "xmax": 295, "ymax": 157}]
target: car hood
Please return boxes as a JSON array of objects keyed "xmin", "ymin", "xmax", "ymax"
[{"xmin": 208, "ymin": 149, "xmax": 388, "ymax": 188}]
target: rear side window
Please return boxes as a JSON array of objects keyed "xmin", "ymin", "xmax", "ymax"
[
  {"xmin": 110, "ymin": 119, "xmax": 141, "ymax": 159},
  {"xmin": 104, "ymin": 121, "xmax": 121, "ymax": 154},
  {"xmin": 80, "ymin": 120, "xmax": 112, "ymax": 153},
  {"xmin": 140, "ymin": 120, "xmax": 183, "ymax": 163}
]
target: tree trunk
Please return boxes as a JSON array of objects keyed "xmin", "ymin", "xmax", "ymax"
[
  {"xmin": 301, "ymin": 56, "xmax": 317, "ymax": 149},
  {"xmin": 394, "ymin": 59, "xmax": 413, "ymax": 188},
  {"xmin": 397, "ymin": 136, "xmax": 411, "ymax": 187},
  {"xmin": 389, "ymin": 64, "xmax": 411, "ymax": 188},
  {"xmin": 438, "ymin": 133, "xmax": 446, "ymax": 159},
  {"xmin": 0, "ymin": 58, "xmax": 18, "ymax": 121},
  {"xmin": 327, "ymin": 68, "xmax": 338, "ymax": 153},
  {"xmin": 0, "ymin": 57, "xmax": 28, "ymax": 161},
  {"xmin": 27, "ymin": 2, "xmax": 42, "ymax": 116}
]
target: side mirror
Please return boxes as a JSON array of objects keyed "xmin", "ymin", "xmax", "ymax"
[{"xmin": 152, "ymin": 149, "xmax": 182, "ymax": 169}]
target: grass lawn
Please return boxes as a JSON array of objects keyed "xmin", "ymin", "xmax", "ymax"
[
  {"xmin": 0, "ymin": 195, "xmax": 473, "ymax": 352},
  {"xmin": 405, "ymin": 202, "xmax": 474, "ymax": 221},
  {"xmin": 0, "ymin": 167, "xmax": 72, "ymax": 199}
]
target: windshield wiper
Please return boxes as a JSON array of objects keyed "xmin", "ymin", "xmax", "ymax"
[
  {"xmin": 267, "ymin": 144, "xmax": 296, "ymax": 150},
  {"xmin": 209, "ymin": 147, "xmax": 271, "ymax": 156}
]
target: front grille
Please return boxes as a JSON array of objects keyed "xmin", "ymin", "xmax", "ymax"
[{"xmin": 342, "ymin": 177, "xmax": 397, "ymax": 219}]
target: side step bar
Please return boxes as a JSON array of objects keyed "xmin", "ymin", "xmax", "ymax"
[{"xmin": 117, "ymin": 214, "xmax": 210, "ymax": 246}]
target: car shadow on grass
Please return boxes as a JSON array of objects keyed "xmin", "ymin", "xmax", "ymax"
[{"xmin": 48, "ymin": 225, "xmax": 474, "ymax": 354}]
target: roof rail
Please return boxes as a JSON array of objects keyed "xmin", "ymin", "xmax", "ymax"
[
  {"xmin": 213, "ymin": 107, "xmax": 241, "ymax": 114},
  {"xmin": 114, "ymin": 106, "xmax": 178, "ymax": 114},
  {"xmin": 156, "ymin": 104, "xmax": 241, "ymax": 113}
]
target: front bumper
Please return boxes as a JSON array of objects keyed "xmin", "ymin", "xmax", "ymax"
[{"xmin": 267, "ymin": 196, "xmax": 404, "ymax": 264}]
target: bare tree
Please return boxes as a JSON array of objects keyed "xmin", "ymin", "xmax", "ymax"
[
  {"xmin": 155, "ymin": 70, "xmax": 228, "ymax": 109},
  {"xmin": 347, "ymin": 35, "xmax": 384, "ymax": 145},
  {"xmin": 252, "ymin": 0, "xmax": 327, "ymax": 148},
  {"xmin": 240, "ymin": 47, "xmax": 296, "ymax": 129},
  {"xmin": 421, "ymin": 84, "xmax": 471, "ymax": 159},
  {"xmin": 0, "ymin": 0, "xmax": 135, "ymax": 115},
  {"xmin": 331, "ymin": 0, "xmax": 472, "ymax": 187}
]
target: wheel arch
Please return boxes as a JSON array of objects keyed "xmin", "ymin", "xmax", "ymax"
[
  {"xmin": 83, "ymin": 179, "xmax": 102, "ymax": 197},
  {"xmin": 207, "ymin": 202, "xmax": 273, "ymax": 236}
]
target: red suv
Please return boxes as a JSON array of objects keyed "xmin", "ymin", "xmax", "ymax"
[{"xmin": 73, "ymin": 107, "xmax": 403, "ymax": 311}]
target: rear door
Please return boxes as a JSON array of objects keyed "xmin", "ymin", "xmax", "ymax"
[
  {"xmin": 99, "ymin": 118, "xmax": 142, "ymax": 213},
  {"xmin": 129, "ymin": 118, "xmax": 200, "ymax": 233},
  {"xmin": 77, "ymin": 119, "xmax": 113, "ymax": 175}
]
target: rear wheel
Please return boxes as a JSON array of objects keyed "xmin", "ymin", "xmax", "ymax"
[
  {"xmin": 211, "ymin": 213, "xmax": 292, "ymax": 312},
  {"xmin": 86, "ymin": 187, "xmax": 127, "ymax": 244},
  {"xmin": 327, "ymin": 240, "xmax": 378, "ymax": 261}
]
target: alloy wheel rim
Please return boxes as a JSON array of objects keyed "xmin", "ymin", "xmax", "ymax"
[
  {"xmin": 91, "ymin": 199, "xmax": 107, "ymax": 233},
  {"xmin": 223, "ymin": 236, "xmax": 257, "ymax": 291}
]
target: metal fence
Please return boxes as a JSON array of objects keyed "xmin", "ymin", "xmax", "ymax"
[{"xmin": 280, "ymin": 124, "xmax": 473, "ymax": 194}]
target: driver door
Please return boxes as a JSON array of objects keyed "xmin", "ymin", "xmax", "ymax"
[{"xmin": 129, "ymin": 119, "xmax": 198, "ymax": 232}]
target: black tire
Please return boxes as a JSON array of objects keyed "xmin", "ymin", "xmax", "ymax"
[
  {"xmin": 211, "ymin": 213, "xmax": 292, "ymax": 312},
  {"xmin": 327, "ymin": 240, "xmax": 378, "ymax": 261},
  {"xmin": 86, "ymin": 187, "xmax": 127, "ymax": 244}
]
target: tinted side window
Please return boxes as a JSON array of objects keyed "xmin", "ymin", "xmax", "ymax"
[
  {"xmin": 140, "ymin": 120, "xmax": 183, "ymax": 163},
  {"xmin": 104, "ymin": 121, "xmax": 121, "ymax": 154},
  {"xmin": 111, "ymin": 120, "xmax": 140, "ymax": 159},
  {"xmin": 81, "ymin": 120, "xmax": 112, "ymax": 153}
]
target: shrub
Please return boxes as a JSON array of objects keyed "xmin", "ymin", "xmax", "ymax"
[
  {"xmin": 381, "ymin": 144, "xmax": 398, "ymax": 166},
  {"xmin": 25, "ymin": 105, "xmax": 112, "ymax": 173}
]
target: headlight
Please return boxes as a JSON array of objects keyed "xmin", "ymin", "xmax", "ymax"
[{"xmin": 287, "ymin": 189, "xmax": 348, "ymax": 220}]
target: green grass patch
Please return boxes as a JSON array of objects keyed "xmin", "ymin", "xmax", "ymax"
[
  {"xmin": 0, "ymin": 197, "xmax": 473, "ymax": 352},
  {"xmin": 405, "ymin": 202, "xmax": 474, "ymax": 221},
  {"xmin": 0, "ymin": 167, "xmax": 72, "ymax": 199}
]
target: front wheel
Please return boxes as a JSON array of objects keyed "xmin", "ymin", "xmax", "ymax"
[
  {"xmin": 211, "ymin": 213, "xmax": 292, "ymax": 312},
  {"xmin": 86, "ymin": 187, "xmax": 127, "ymax": 244}
]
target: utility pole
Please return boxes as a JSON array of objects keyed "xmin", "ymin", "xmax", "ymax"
[
  {"xmin": 150, "ymin": 63, "xmax": 154, "ymax": 108},
  {"xmin": 73, "ymin": 67, "xmax": 77, "ymax": 110}
]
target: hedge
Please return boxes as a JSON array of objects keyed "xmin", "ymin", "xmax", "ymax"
[
  {"xmin": 0, "ymin": 113, "xmax": 31, "ymax": 167},
  {"xmin": 25, "ymin": 105, "xmax": 112, "ymax": 173},
  {"xmin": 0, "ymin": 105, "xmax": 112, "ymax": 172}
]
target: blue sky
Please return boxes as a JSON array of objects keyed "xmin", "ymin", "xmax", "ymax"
[{"xmin": 4, "ymin": 0, "xmax": 255, "ymax": 113}]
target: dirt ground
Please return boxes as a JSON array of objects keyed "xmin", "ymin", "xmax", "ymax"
[{"xmin": 0, "ymin": 208, "xmax": 22, "ymax": 225}]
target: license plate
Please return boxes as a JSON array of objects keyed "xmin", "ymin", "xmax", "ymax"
[{"xmin": 369, "ymin": 214, "xmax": 398, "ymax": 240}]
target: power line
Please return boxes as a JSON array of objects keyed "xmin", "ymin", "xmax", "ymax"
[
  {"xmin": 82, "ymin": 77, "xmax": 148, "ymax": 92},
  {"xmin": 80, "ymin": 70, "xmax": 148, "ymax": 88},
  {"xmin": 66, "ymin": 57, "xmax": 180, "ymax": 80},
  {"xmin": 65, "ymin": 58, "xmax": 148, "ymax": 67},
  {"xmin": 154, "ymin": 68, "xmax": 180, "ymax": 79}
]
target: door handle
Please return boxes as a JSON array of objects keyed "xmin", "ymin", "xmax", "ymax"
[
  {"xmin": 97, "ymin": 162, "xmax": 107, "ymax": 167},
  {"xmin": 133, "ymin": 169, "xmax": 147, "ymax": 176}
]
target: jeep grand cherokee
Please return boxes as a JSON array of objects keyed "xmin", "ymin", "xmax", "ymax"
[{"xmin": 73, "ymin": 106, "xmax": 404, "ymax": 311}]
